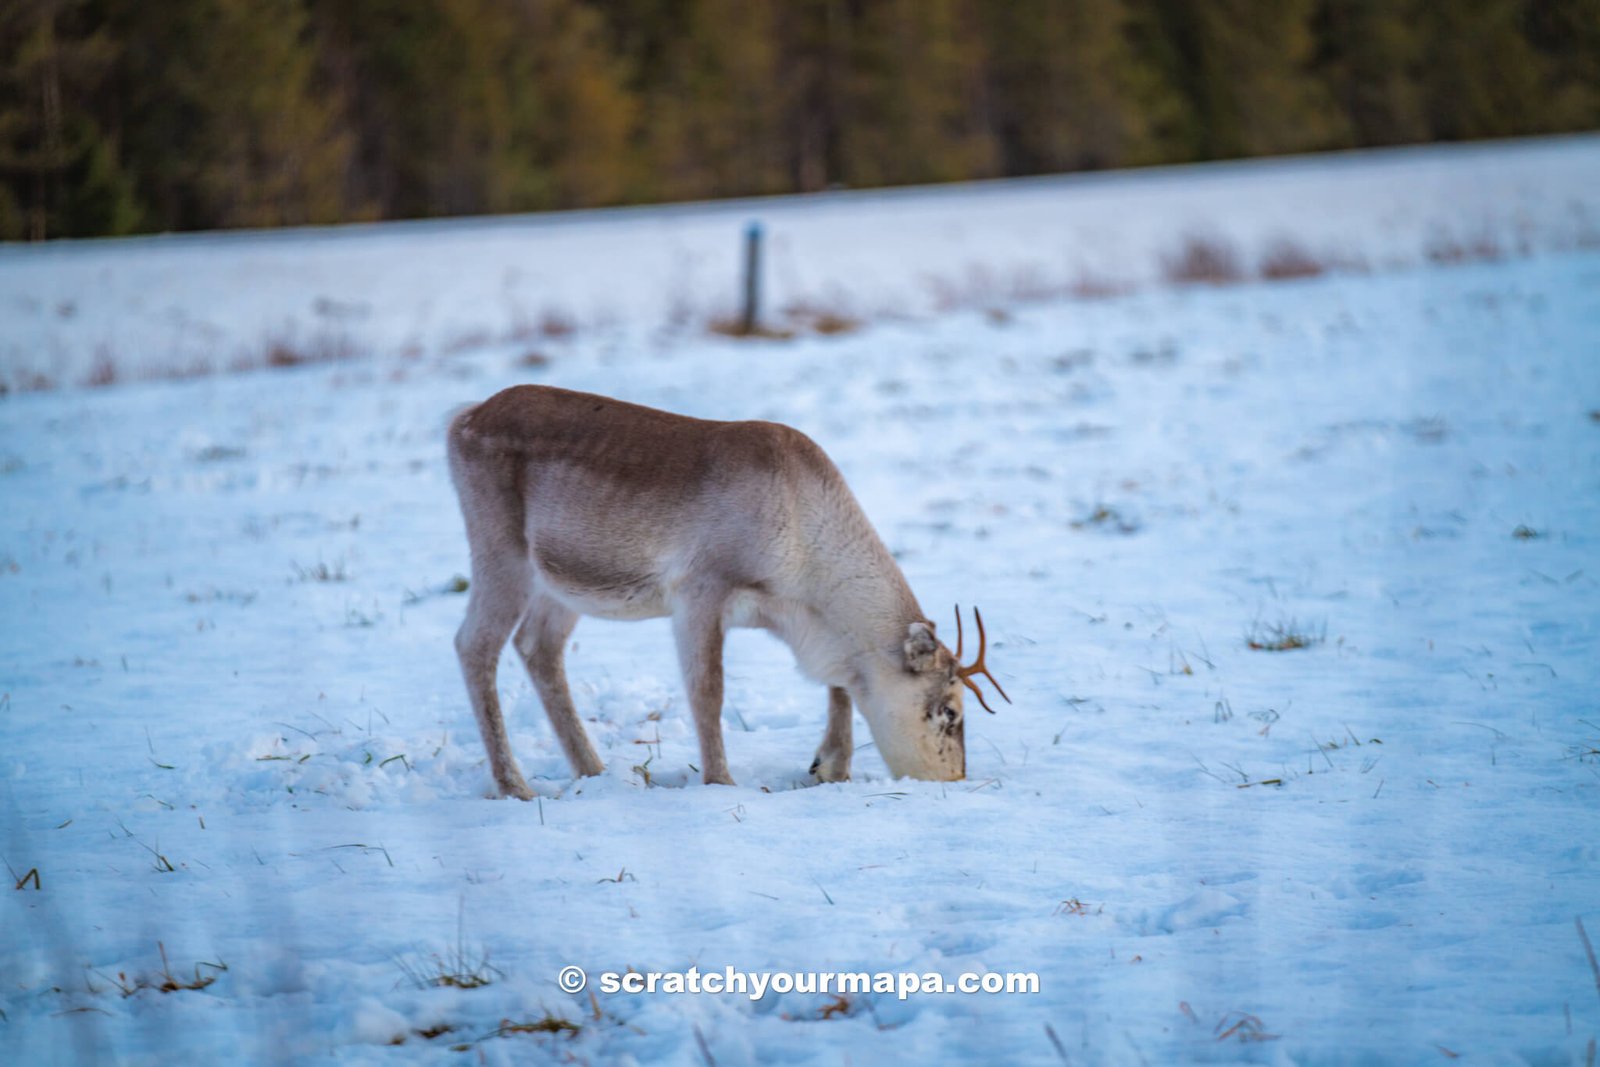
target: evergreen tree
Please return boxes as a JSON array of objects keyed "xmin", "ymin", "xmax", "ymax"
[
  {"xmin": 517, "ymin": 0, "xmax": 635, "ymax": 208},
  {"xmin": 1137, "ymin": 0, "xmax": 1341, "ymax": 160},
  {"xmin": 840, "ymin": 0, "xmax": 997, "ymax": 188},
  {"xmin": 979, "ymin": 0, "xmax": 1152, "ymax": 174},
  {"xmin": 1121, "ymin": 0, "xmax": 1205, "ymax": 164},
  {"xmin": 1311, "ymin": 0, "xmax": 1426, "ymax": 146},
  {"xmin": 315, "ymin": 0, "xmax": 631, "ymax": 218},
  {"xmin": 1415, "ymin": 0, "xmax": 1548, "ymax": 141},
  {"xmin": 193, "ymin": 0, "xmax": 351, "ymax": 228},
  {"xmin": 94, "ymin": 0, "xmax": 350, "ymax": 232},
  {"xmin": 1, "ymin": 0, "xmax": 1590, "ymax": 239},
  {"xmin": 615, "ymin": 0, "xmax": 788, "ymax": 201},
  {"xmin": 0, "ymin": 0, "xmax": 137, "ymax": 239},
  {"xmin": 1523, "ymin": 0, "xmax": 1600, "ymax": 132}
]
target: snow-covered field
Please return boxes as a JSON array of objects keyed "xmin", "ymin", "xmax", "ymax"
[
  {"xmin": 2, "ymin": 137, "xmax": 1599, "ymax": 1065},
  {"xmin": 4, "ymin": 134, "xmax": 1599, "ymax": 392}
]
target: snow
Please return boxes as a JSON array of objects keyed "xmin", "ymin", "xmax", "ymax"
[
  {"xmin": 3, "ymin": 136, "xmax": 1599, "ymax": 1064},
  {"xmin": 3, "ymin": 133, "xmax": 1598, "ymax": 391}
]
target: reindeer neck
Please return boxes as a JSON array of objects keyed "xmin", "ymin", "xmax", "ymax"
[{"xmin": 785, "ymin": 500, "xmax": 924, "ymax": 683}]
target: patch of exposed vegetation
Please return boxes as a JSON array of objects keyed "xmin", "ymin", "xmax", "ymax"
[
  {"xmin": 1258, "ymin": 239, "xmax": 1326, "ymax": 281},
  {"xmin": 1162, "ymin": 234, "xmax": 1245, "ymax": 286},
  {"xmin": 1245, "ymin": 618, "xmax": 1326, "ymax": 652},
  {"xmin": 89, "ymin": 943, "xmax": 227, "ymax": 998},
  {"xmin": 1071, "ymin": 505, "xmax": 1141, "ymax": 535},
  {"xmin": 292, "ymin": 558, "xmax": 349, "ymax": 583}
]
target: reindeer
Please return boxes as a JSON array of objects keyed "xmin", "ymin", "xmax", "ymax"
[{"xmin": 446, "ymin": 385, "xmax": 1008, "ymax": 797}]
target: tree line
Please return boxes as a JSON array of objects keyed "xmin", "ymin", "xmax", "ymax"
[{"xmin": 3, "ymin": 0, "xmax": 1596, "ymax": 241}]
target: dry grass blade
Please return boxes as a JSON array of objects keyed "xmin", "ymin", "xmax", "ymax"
[
  {"xmin": 395, "ymin": 900, "xmax": 502, "ymax": 990},
  {"xmin": 1578, "ymin": 916, "xmax": 1600, "ymax": 1007},
  {"xmin": 1044, "ymin": 1022, "xmax": 1070, "ymax": 1063},
  {"xmin": 493, "ymin": 1014, "xmax": 581, "ymax": 1037},
  {"xmin": 694, "ymin": 1024, "xmax": 718, "ymax": 1067}
]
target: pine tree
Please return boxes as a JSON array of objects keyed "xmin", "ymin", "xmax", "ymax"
[
  {"xmin": 614, "ymin": 0, "xmax": 788, "ymax": 202},
  {"xmin": 1516, "ymin": 0, "xmax": 1600, "ymax": 133},
  {"xmin": 1311, "ymin": 0, "xmax": 1426, "ymax": 146},
  {"xmin": 1129, "ymin": 0, "xmax": 1342, "ymax": 160},
  {"xmin": 840, "ymin": 0, "xmax": 997, "ymax": 188},
  {"xmin": 315, "ymin": 0, "xmax": 632, "ymax": 219},
  {"xmin": 516, "ymin": 0, "xmax": 636, "ymax": 208},
  {"xmin": 0, "ymin": 0, "xmax": 137, "ymax": 239},
  {"xmin": 94, "ymin": 0, "xmax": 350, "ymax": 232},
  {"xmin": 1415, "ymin": 0, "xmax": 1548, "ymax": 140},
  {"xmin": 978, "ymin": 0, "xmax": 1152, "ymax": 174},
  {"xmin": 5, "ymin": 0, "xmax": 1590, "ymax": 239},
  {"xmin": 192, "ymin": 0, "xmax": 351, "ymax": 228}
]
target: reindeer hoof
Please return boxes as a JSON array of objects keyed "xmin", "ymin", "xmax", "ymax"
[
  {"xmin": 810, "ymin": 750, "xmax": 851, "ymax": 783},
  {"xmin": 497, "ymin": 778, "xmax": 536, "ymax": 801}
]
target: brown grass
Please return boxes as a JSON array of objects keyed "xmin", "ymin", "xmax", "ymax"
[
  {"xmin": 537, "ymin": 309, "xmax": 578, "ymax": 339},
  {"xmin": 1071, "ymin": 505, "xmax": 1140, "ymax": 534},
  {"xmin": 1162, "ymin": 234, "xmax": 1245, "ymax": 286},
  {"xmin": 494, "ymin": 1014, "xmax": 581, "ymax": 1038},
  {"xmin": 924, "ymin": 264, "xmax": 1000, "ymax": 312},
  {"xmin": 1068, "ymin": 271, "xmax": 1135, "ymax": 301},
  {"xmin": 781, "ymin": 299, "xmax": 864, "ymax": 337},
  {"xmin": 1003, "ymin": 264, "xmax": 1059, "ymax": 303},
  {"xmin": 84, "ymin": 348, "xmax": 120, "ymax": 388},
  {"xmin": 1258, "ymin": 239, "xmax": 1327, "ymax": 281},
  {"xmin": 158, "ymin": 356, "xmax": 217, "ymax": 382},
  {"xmin": 441, "ymin": 328, "xmax": 493, "ymax": 355},
  {"xmin": 1, "ymin": 369, "xmax": 56, "ymax": 395},
  {"xmin": 1424, "ymin": 230, "xmax": 1505, "ymax": 266},
  {"xmin": 259, "ymin": 328, "xmax": 360, "ymax": 370},
  {"xmin": 707, "ymin": 316, "xmax": 797, "ymax": 341},
  {"xmin": 263, "ymin": 344, "xmax": 303, "ymax": 368},
  {"xmin": 928, "ymin": 261, "xmax": 1076, "ymax": 313},
  {"xmin": 1245, "ymin": 618, "xmax": 1325, "ymax": 652},
  {"xmin": 809, "ymin": 310, "xmax": 861, "ymax": 335},
  {"xmin": 504, "ymin": 303, "xmax": 581, "ymax": 344},
  {"xmin": 92, "ymin": 942, "xmax": 227, "ymax": 998}
]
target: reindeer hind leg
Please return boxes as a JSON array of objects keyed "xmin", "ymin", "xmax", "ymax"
[
  {"xmin": 513, "ymin": 593, "xmax": 604, "ymax": 778},
  {"xmin": 449, "ymin": 426, "xmax": 538, "ymax": 800},
  {"xmin": 455, "ymin": 555, "xmax": 536, "ymax": 798}
]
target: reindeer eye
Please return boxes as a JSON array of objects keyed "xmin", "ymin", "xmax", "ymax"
[{"xmin": 940, "ymin": 704, "xmax": 958, "ymax": 721}]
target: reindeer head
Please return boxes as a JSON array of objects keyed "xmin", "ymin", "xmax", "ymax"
[{"xmin": 863, "ymin": 606, "xmax": 1010, "ymax": 781}]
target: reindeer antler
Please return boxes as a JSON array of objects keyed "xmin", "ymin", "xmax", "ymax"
[{"xmin": 954, "ymin": 605, "xmax": 1011, "ymax": 714}]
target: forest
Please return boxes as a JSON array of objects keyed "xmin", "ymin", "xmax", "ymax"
[{"xmin": 2, "ymin": 0, "xmax": 1597, "ymax": 241}]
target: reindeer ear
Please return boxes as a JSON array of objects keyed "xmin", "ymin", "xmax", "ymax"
[{"xmin": 903, "ymin": 621, "xmax": 940, "ymax": 673}]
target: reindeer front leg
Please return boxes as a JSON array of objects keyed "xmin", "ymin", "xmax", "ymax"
[
  {"xmin": 672, "ymin": 598, "xmax": 735, "ymax": 785},
  {"xmin": 809, "ymin": 687, "xmax": 853, "ymax": 782}
]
